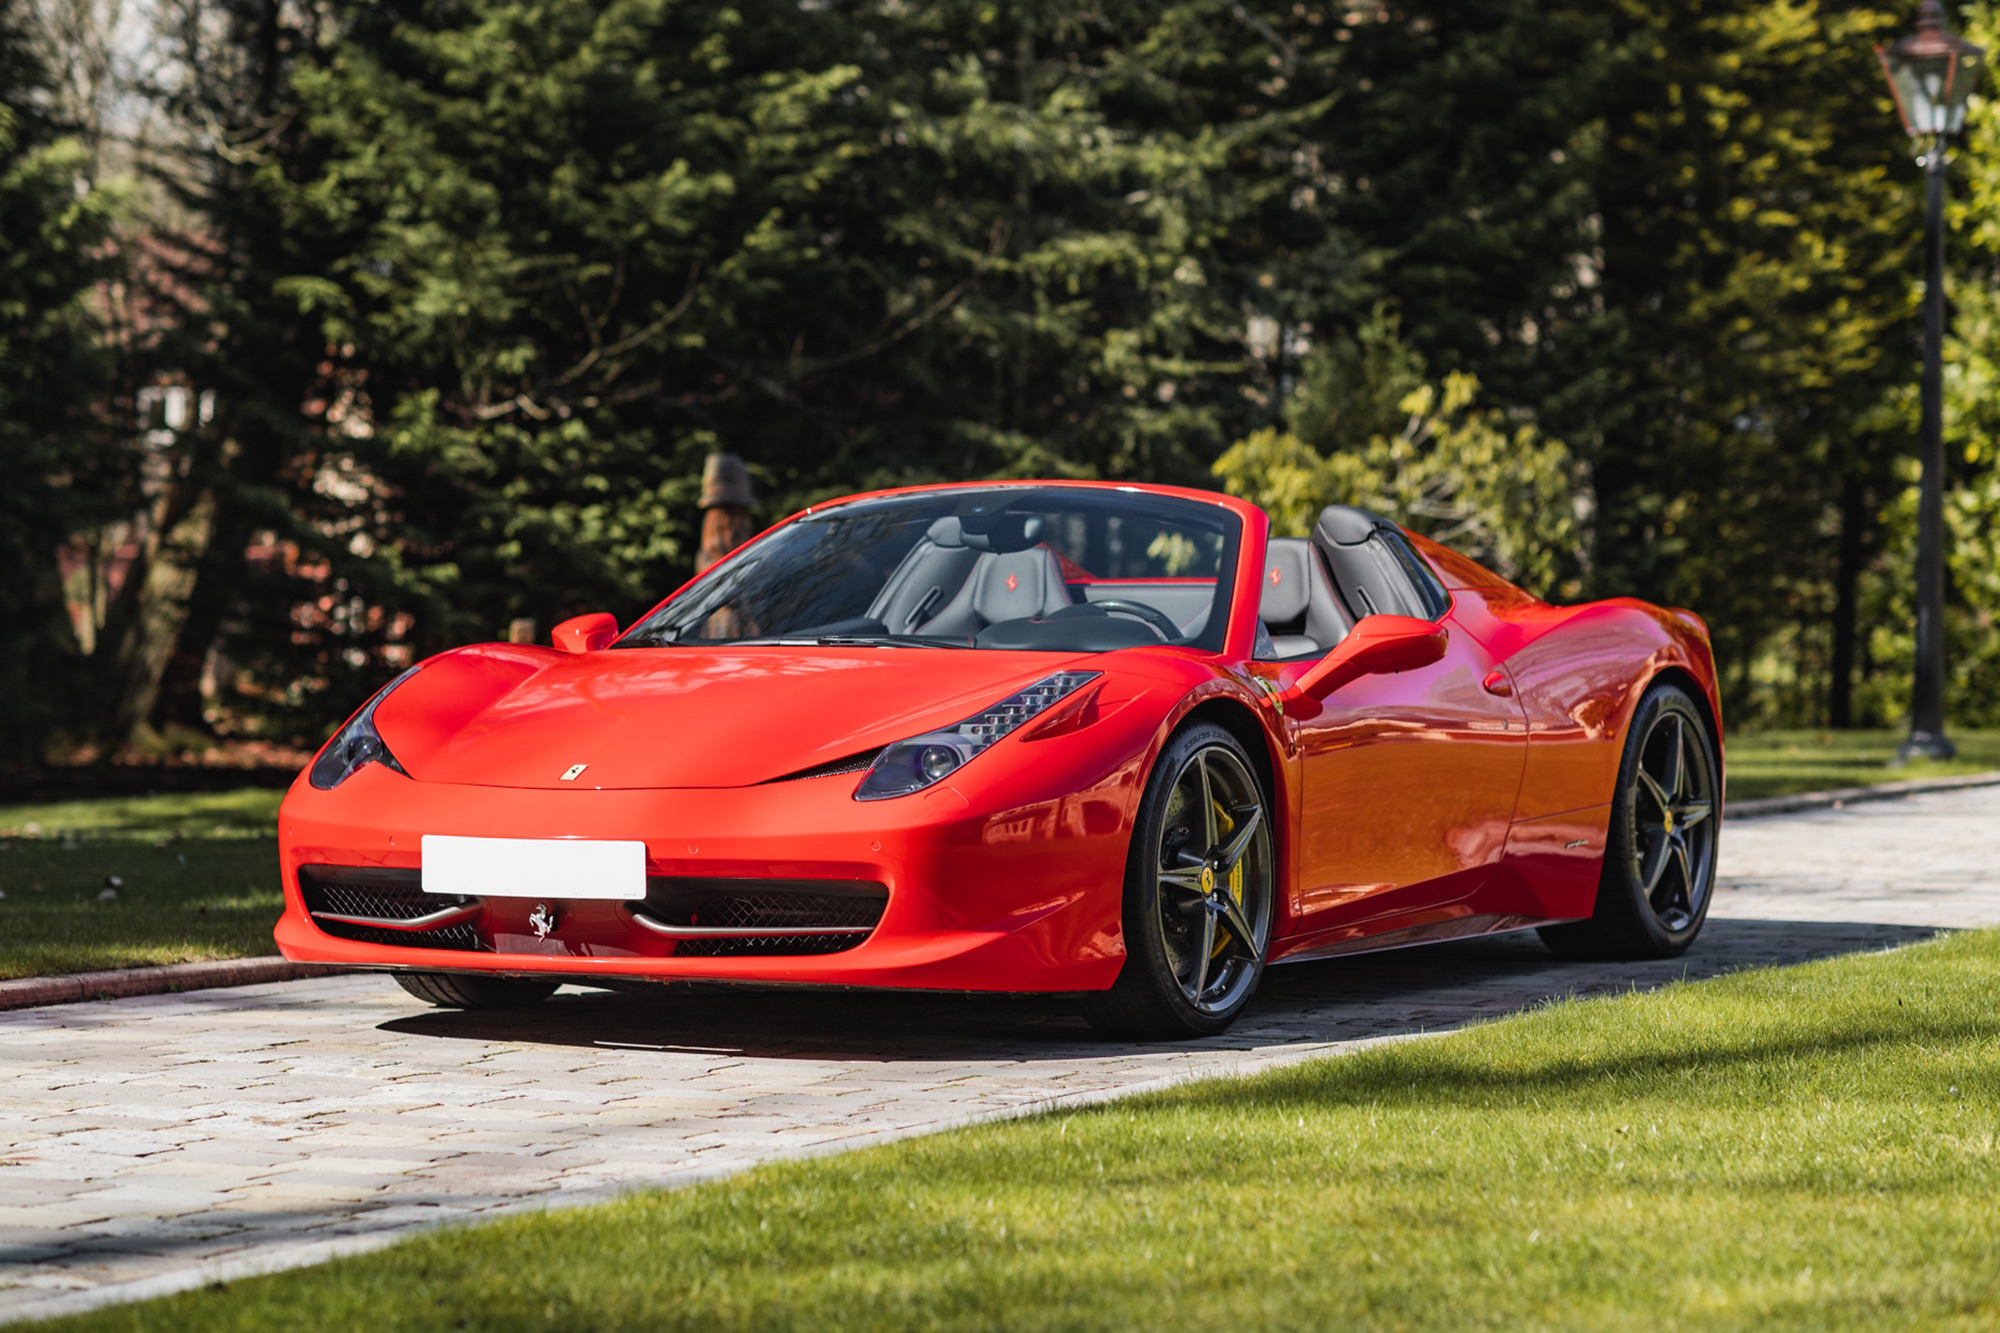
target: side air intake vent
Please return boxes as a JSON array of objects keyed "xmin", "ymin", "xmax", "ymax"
[{"xmin": 768, "ymin": 749, "xmax": 883, "ymax": 783}]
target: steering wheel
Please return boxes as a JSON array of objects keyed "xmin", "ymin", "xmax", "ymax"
[{"xmin": 1075, "ymin": 598, "xmax": 1184, "ymax": 643}]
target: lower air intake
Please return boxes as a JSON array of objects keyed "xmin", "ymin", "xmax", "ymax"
[
  {"xmin": 636, "ymin": 880, "xmax": 887, "ymax": 957},
  {"xmin": 298, "ymin": 865, "xmax": 487, "ymax": 952}
]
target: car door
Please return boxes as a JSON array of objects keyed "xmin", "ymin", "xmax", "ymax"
[{"xmin": 1282, "ymin": 524, "xmax": 1529, "ymax": 925}]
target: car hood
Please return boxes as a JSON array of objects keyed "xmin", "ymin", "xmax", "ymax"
[{"xmin": 370, "ymin": 643, "xmax": 1101, "ymax": 790}]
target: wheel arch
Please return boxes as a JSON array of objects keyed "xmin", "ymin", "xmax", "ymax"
[
  {"xmin": 1645, "ymin": 664, "xmax": 1723, "ymax": 770},
  {"xmin": 1170, "ymin": 695, "xmax": 1296, "ymax": 919},
  {"xmin": 1176, "ymin": 696, "xmax": 1282, "ymax": 811}
]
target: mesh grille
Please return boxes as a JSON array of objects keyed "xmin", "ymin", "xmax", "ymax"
[
  {"xmin": 314, "ymin": 918, "xmax": 487, "ymax": 951},
  {"xmin": 298, "ymin": 866, "xmax": 486, "ymax": 953},
  {"xmin": 664, "ymin": 885, "xmax": 885, "ymax": 957},
  {"xmin": 690, "ymin": 893, "xmax": 884, "ymax": 931},
  {"xmin": 768, "ymin": 749, "xmax": 882, "ymax": 783},
  {"xmin": 675, "ymin": 933, "xmax": 868, "ymax": 957}
]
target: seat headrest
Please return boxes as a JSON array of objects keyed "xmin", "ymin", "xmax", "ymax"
[
  {"xmin": 1314, "ymin": 504, "xmax": 1394, "ymax": 548},
  {"xmin": 968, "ymin": 548, "xmax": 1066, "ymax": 624},
  {"xmin": 957, "ymin": 512, "xmax": 1045, "ymax": 553},
  {"xmin": 1260, "ymin": 539, "xmax": 1313, "ymax": 624}
]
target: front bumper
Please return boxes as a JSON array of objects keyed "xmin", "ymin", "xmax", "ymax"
[{"xmin": 273, "ymin": 760, "xmax": 1135, "ymax": 993}]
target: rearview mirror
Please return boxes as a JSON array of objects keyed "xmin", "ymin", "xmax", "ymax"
[
  {"xmin": 1279, "ymin": 615, "xmax": 1447, "ymax": 706},
  {"xmin": 552, "ymin": 612, "xmax": 619, "ymax": 654}
]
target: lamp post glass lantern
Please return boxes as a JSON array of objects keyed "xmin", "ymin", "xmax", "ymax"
[{"xmin": 1876, "ymin": 0, "xmax": 1982, "ymax": 764}]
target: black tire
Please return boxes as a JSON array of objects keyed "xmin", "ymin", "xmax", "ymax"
[
  {"xmin": 393, "ymin": 971, "xmax": 559, "ymax": 1009},
  {"xmin": 1539, "ymin": 681, "xmax": 1720, "ymax": 961},
  {"xmin": 1083, "ymin": 722, "xmax": 1276, "ymax": 1039}
]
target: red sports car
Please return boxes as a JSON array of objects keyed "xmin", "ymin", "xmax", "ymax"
[{"xmin": 275, "ymin": 481, "xmax": 1722, "ymax": 1037}]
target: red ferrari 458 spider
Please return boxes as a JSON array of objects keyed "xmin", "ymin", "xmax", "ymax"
[{"xmin": 275, "ymin": 481, "xmax": 1722, "ymax": 1037}]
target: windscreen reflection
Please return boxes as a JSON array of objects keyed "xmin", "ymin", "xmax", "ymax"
[{"xmin": 619, "ymin": 488, "xmax": 1240, "ymax": 655}]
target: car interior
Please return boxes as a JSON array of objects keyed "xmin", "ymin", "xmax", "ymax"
[
  {"xmin": 1258, "ymin": 538, "xmax": 1350, "ymax": 659},
  {"xmin": 865, "ymin": 514, "xmax": 1210, "ymax": 651},
  {"xmin": 859, "ymin": 504, "xmax": 1453, "ymax": 659},
  {"xmin": 1255, "ymin": 506, "xmax": 1452, "ymax": 661}
]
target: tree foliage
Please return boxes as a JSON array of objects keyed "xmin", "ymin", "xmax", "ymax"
[
  {"xmin": 0, "ymin": 0, "xmax": 123, "ymax": 762},
  {"xmin": 1260, "ymin": 0, "xmax": 1924, "ymax": 723},
  {"xmin": 7, "ymin": 0, "xmax": 1993, "ymax": 757},
  {"xmin": 190, "ymin": 0, "xmax": 1351, "ymax": 728},
  {"xmin": 1214, "ymin": 313, "xmax": 1579, "ymax": 596}
]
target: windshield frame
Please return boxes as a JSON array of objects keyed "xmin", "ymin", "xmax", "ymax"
[{"xmin": 616, "ymin": 482, "xmax": 1250, "ymax": 657}]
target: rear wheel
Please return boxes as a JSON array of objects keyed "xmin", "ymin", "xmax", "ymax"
[
  {"xmin": 393, "ymin": 972, "xmax": 558, "ymax": 1009},
  {"xmin": 1084, "ymin": 723, "xmax": 1275, "ymax": 1039},
  {"xmin": 1539, "ymin": 682, "xmax": 1719, "ymax": 960}
]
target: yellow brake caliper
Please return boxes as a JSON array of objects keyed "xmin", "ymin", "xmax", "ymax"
[{"xmin": 1212, "ymin": 799, "xmax": 1243, "ymax": 959}]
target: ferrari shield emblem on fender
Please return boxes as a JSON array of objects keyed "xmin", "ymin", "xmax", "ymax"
[{"xmin": 560, "ymin": 763, "xmax": 588, "ymax": 782}]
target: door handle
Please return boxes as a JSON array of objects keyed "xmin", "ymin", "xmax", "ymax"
[{"xmin": 1481, "ymin": 669, "xmax": 1514, "ymax": 698}]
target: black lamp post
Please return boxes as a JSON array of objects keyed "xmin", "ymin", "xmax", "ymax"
[{"xmin": 1877, "ymin": 1, "xmax": 1983, "ymax": 763}]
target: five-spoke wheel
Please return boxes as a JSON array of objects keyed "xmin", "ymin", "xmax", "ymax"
[
  {"xmin": 1085, "ymin": 722, "xmax": 1274, "ymax": 1037},
  {"xmin": 1630, "ymin": 707, "xmax": 1716, "ymax": 932},
  {"xmin": 1540, "ymin": 682, "xmax": 1720, "ymax": 960}
]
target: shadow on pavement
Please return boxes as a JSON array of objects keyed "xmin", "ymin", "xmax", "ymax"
[{"xmin": 375, "ymin": 917, "xmax": 1943, "ymax": 1061}]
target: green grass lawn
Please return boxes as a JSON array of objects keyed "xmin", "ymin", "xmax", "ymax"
[
  {"xmin": 1724, "ymin": 727, "xmax": 2000, "ymax": 801},
  {"xmin": 0, "ymin": 789, "xmax": 284, "ymax": 979},
  {"xmin": 44, "ymin": 927, "xmax": 2000, "ymax": 1332}
]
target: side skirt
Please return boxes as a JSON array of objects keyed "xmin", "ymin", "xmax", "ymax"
[{"xmin": 1269, "ymin": 911, "xmax": 1578, "ymax": 966}]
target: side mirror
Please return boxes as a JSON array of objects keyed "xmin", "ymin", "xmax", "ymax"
[
  {"xmin": 551, "ymin": 612, "xmax": 619, "ymax": 654},
  {"xmin": 1280, "ymin": 615, "xmax": 1447, "ymax": 706}
]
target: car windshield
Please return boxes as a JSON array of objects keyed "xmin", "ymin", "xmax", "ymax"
[{"xmin": 620, "ymin": 487, "xmax": 1241, "ymax": 654}]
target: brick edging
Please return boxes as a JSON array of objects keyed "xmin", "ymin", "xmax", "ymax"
[
  {"xmin": 1729, "ymin": 769, "xmax": 2000, "ymax": 820},
  {"xmin": 0, "ymin": 958, "xmax": 348, "ymax": 1012}
]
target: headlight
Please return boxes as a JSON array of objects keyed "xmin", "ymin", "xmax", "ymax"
[
  {"xmin": 854, "ymin": 671, "xmax": 1100, "ymax": 801},
  {"xmin": 308, "ymin": 664, "xmax": 425, "ymax": 790}
]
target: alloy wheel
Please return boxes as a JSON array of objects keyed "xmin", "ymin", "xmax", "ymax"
[
  {"xmin": 1627, "ymin": 709, "xmax": 1717, "ymax": 933},
  {"xmin": 1151, "ymin": 744, "xmax": 1274, "ymax": 1016}
]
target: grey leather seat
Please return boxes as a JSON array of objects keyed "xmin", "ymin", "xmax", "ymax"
[
  {"xmin": 1310, "ymin": 505, "xmax": 1449, "ymax": 622},
  {"xmin": 919, "ymin": 547, "xmax": 1072, "ymax": 638},
  {"xmin": 868, "ymin": 519, "xmax": 984, "ymax": 635},
  {"xmin": 1259, "ymin": 538, "xmax": 1350, "ymax": 659}
]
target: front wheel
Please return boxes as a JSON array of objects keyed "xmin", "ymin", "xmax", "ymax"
[
  {"xmin": 393, "ymin": 972, "xmax": 558, "ymax": 1009},
  {"xmin": 1539, "ymin": 681, "xmax": 1720, "ymax": 960},
  {"xmin": 1083, "ymin": 723, "xmax": 1275, "ymax": 1039}
]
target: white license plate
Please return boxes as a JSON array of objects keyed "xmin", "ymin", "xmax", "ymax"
[{"xmin": 420, "ymin": 835, "xmax": 647, "ymax": 900}]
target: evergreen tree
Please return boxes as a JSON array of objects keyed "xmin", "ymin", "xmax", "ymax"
[
  {"xmin": 1896, "ymin": 0, "xmax": 2000, "ymax": 727},
  {"xmin": 192, "ymin": 0, "xmax": 1352, "ymax": 733},
  {"xmin": 1582, "ymin": 0, "xmax": 1915, "ymax": 722},
  {"xmin": 1296, "ymin": 0, "xmax": 1919, "ymax": 722},
  {"xmin": 0, "ymin": 0, "xmax": 123, "ymax": 765}
]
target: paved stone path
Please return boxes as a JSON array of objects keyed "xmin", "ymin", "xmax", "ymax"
[{"xmin": 5, "ymin": 787, "xmax": 1999, "ymax": 1324}]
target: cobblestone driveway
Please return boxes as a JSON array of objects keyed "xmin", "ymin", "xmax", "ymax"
[{"xmin": 5, "ymin": 787, "xmax": 1998, "ymax": 1323}]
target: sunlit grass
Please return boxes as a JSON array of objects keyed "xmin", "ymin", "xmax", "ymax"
[
  {"xmin": 0, "ymin": 789, "xmax": 284, "ymax": 979},
  {"xmin": 1725, "ymin": 728, "xmax": 2000, "ymax": 801},
  {"xmin": 0, "ymin": 788, "xmax": 284, "ymax": 841},
  {"xmin": 47, "ymin": 927, "xmax": 2000, "ymax": 1332}
]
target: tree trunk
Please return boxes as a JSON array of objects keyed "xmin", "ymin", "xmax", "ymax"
[
  {"xmin": 697, "ymin": 453, "xmax": 756, "ymax": 571},
  {"xmin": 87, "ymin": 444, "xmax": 222, "ymax": 750},
  {"xmin": 152, "ymin": 480, "xmax": 255, "ymax": 733}
]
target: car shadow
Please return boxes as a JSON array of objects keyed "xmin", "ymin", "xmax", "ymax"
[{"xmin": 373, "ymin": 917, "xmax": 1943, "ymax": 1061}]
